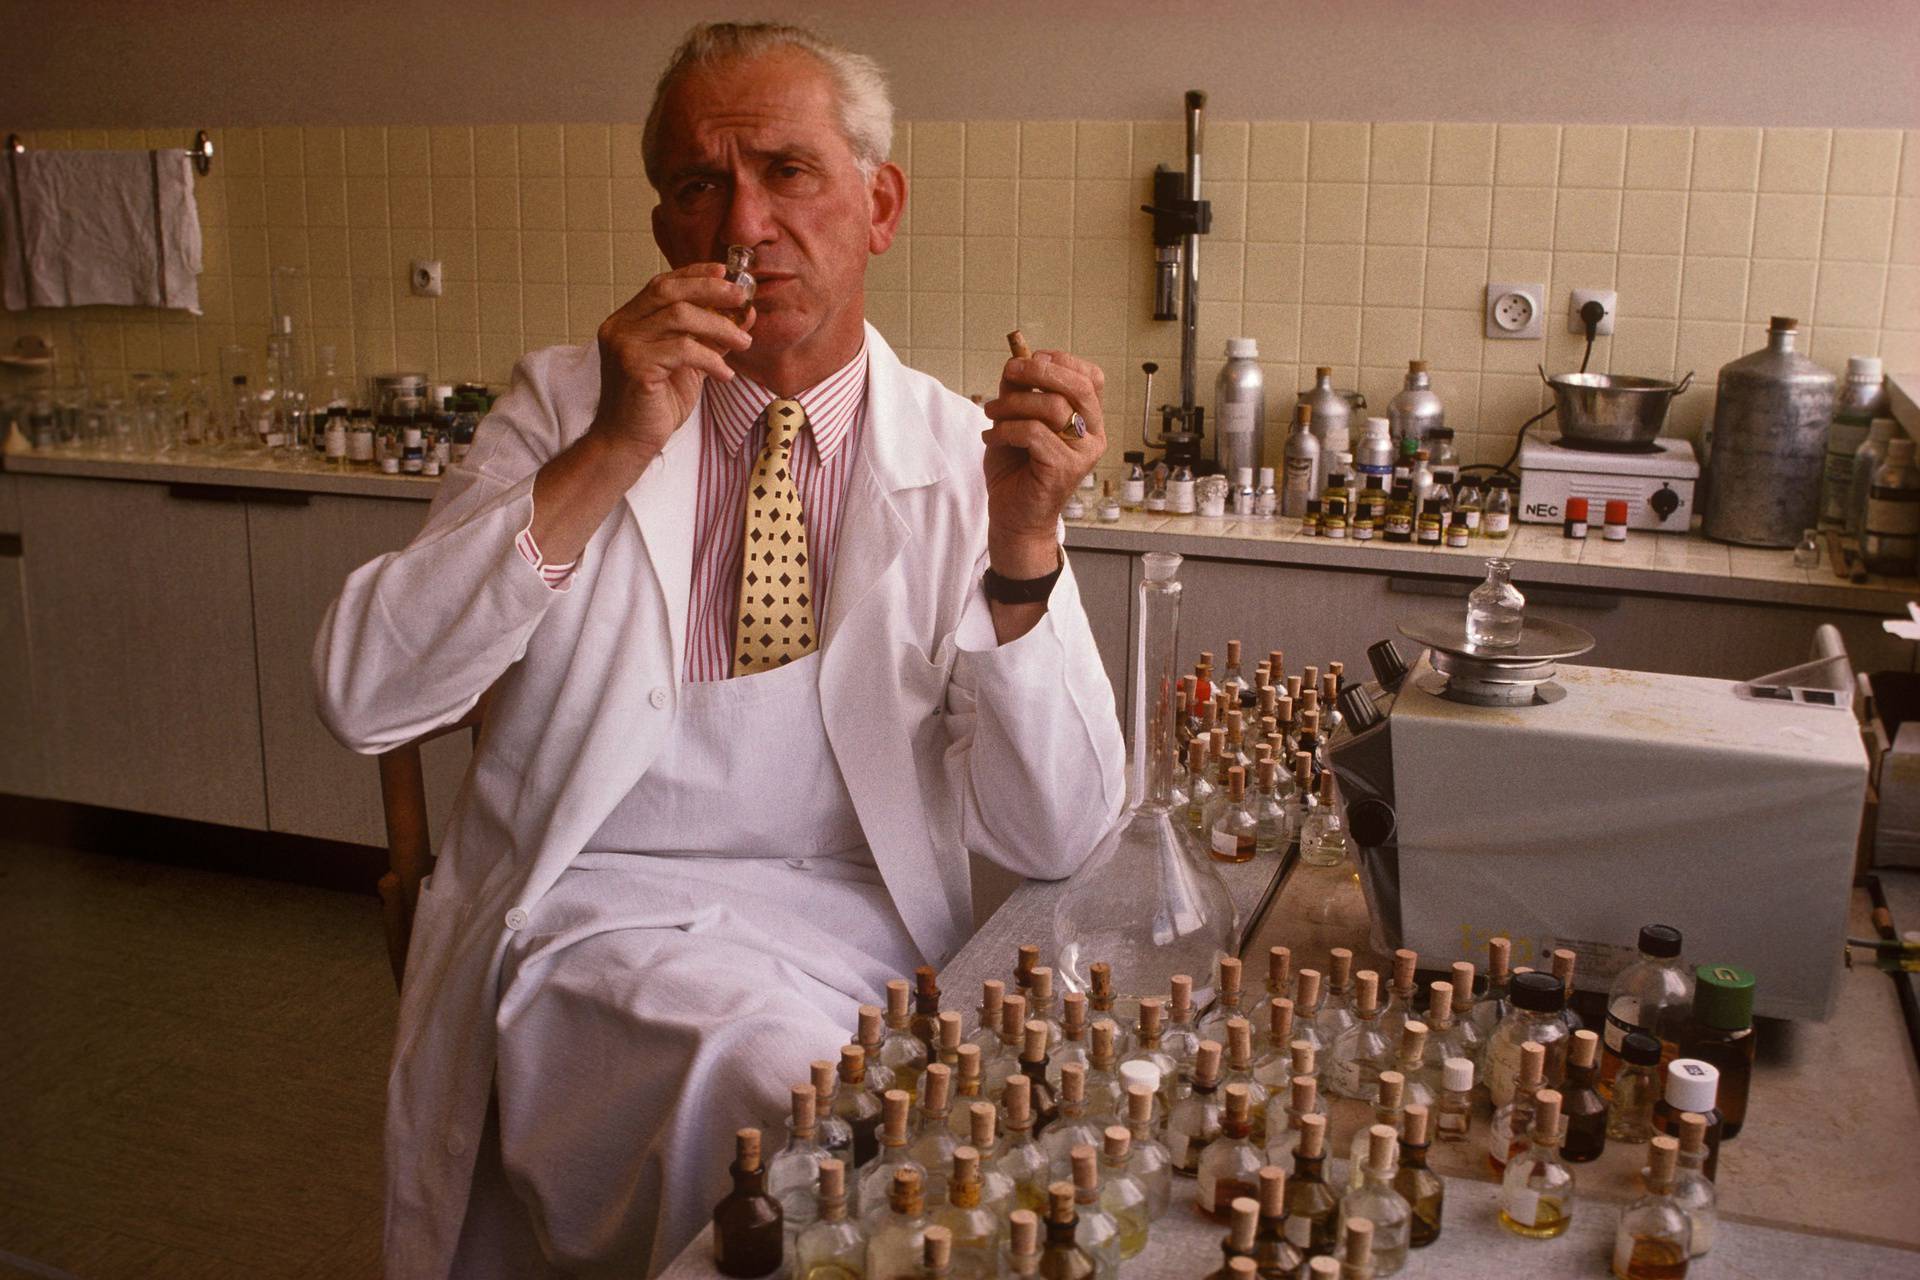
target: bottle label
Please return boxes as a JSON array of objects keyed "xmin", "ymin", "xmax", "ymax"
[
  {"xmin": 1329, "ymin": 1057, "xmax": 1361, "ymax": 1098},
  {"xmin": 1122, "ymin": 479, "xmax": 1146, "ymax": 504},
  {"xmin": 1386, "ymin": 512, "xmax": 1413, "ymax": 536},
  {"xmin": 1690, "ymin": 1210, "xmax": 1715, "ymax": 1253},
  {"xmin": 325, "ymin": 423, "xmax": 347, "ymax": 458},
  {"xmin": 1867, "ymin": 487, "xmax": 1920, "ymax": 537},
  {"xmin": 1447, "ymin": 528, "xmax": 1469, "ymax": 547},
  {"xmin": 1168, "ymin": 479, "xmax": 1196, "ymax": 514},
  {"xmin": 1167, "ymin": 1129, "xmax": 1192, "ymax": 1167},
  {"xmin": 1603, "ymin": 1001, "xmax": 1641, "ymax": 1054},
  {"xmin": 1285, "ymin": 1214, "xmax": 1312, "ymax": 1248},
  {"xmin": 1485, "ymin": 1037, "xmax": 1519, "ymax": 1105},
  {"xmin": 1464, "ymin": 509, "xmax": 1482, "ymax": 530},
  {"xmin": 1505, "ymin": 1185, "xmax": 1540, "ymax": 1227},
  {"xmin": 1211, "ymin": 828, "xmax": 1243, "ymax": 856},
  {"xmin": 1484, "ymin": 512, "xmax": 1511, "ymax": 534},
  {"xmin": 1612, "ymin": 1233, "xmax": 1635, "ymax": 1273},
  {"xmin": 349, "ymin": 429, "xmax": 375, "ymax": 462}
]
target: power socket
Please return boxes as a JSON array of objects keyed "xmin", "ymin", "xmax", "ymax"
[
  {"xmin": 409, "ymin": 259, "xmax": 444, "ymax": 298},
  {"xmin": 1485, "ymin": 282, "xmax": 1545, "ymax": 340},
  {"xmin": 1567, "ymin": 288, "xmax": 1617, "ymax": 335}
]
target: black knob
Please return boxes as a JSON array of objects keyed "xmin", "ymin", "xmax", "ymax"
[
  {"xmin": 1649, "ymin": 485, "xmax": 1680, "ymax": 520},
  {"xmin": 1338, "ymin": 683, "xmax": 1383, "ymax": 734},
  {"xmin": 1348, "ymin": 797, "xmax": 1397, "ymax": 849},
  {"xmin": 1367, "ymin": 639, "xmax": 1410, "ymax": 693}
]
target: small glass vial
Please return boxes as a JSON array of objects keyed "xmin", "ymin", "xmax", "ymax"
[
  {"xmin": 1038, "ymin": 1182, "xmax": 1097, "ymax": 1280},
  {"xmin": 1336, "ymin": 1217, "xmax": 1374, "ymax": 1280},
  {"xmin": 1062, "ymin": 489, "xmax": 1088, "ymax": 520},
  {"xmin": 795, "ymin": 1159, "xmax": 868, "ymax": 1280},
  {"xmin": 1255, "ymin": 467, "xmax": 1280, "ymax": 518},
  {"xmin": 1607, "ymin": 1032, "xmax": 1664, "ymax": 1144},
  {"xmin": 723, "ymin": 244, "xmax": 757, "ymax": 323},
  {"xmin": 1445, "ymin": 513, "xmax": 1470, "ymax": 548},
  {"xmin": 1672, "ymin": 1112, "xmax": 1718, "ymax": 1257},
  {"xmin": 1166, "ymin": 1040, "xmax": 1226, "ymax": 1174},
  {"xmin": 1436, "ymin": 1057, "xmax": 1474, "ymax": 1143},
  {"xmin": 1563, "ymin": 496, "xmax": 1589, "ymax": 540},
  {"xmin": 1282, "ymin": 1113, "xmax": 1340, "ymax": 1260},
  {"xmin": 1560, "ymin": 1029, "xmax": 1609, "ymax": 1164},
  {"xmin": 1653, "ymin": 1060, "xmax": 1723, "ymax": 1181},
  {"xmin": 1791, "ymin": 528, "xmax": 1822, "ymax": 568},
  {"xmin": 1391, "ymin": 1105, "xmax": 1444, "ymax": 1249},
  {"xmin": 1067, "ymin": 1146, "xmax": 1121, "ymax": 1279},
  {"xmin": 1096, "ymin": 481, "xmax": 1121, "ymax": 522},
  {"xmin": 1196, "ymin": 1083, "xmax": 1267, "ymax": 1221},
  {"xmin": 1254, "ymin": 1165, "xmax": 1304, "ymax": 1278},
  {"xmin": 1610, "ymin": 1136, "xmax": 1691, "ymax": 1279},
  {"xmin": 1482, "ymin": 477, "xmax": 1513, "ymax": 535},
  {"xmin": 1466, "ymin": 559, "xmax": 1526, "ymax": 649},
  {"xmin": 1210, "ymin": 766, "xmax": 1259, "ymax": 864},
  {"xmin": 1604, "ymin": 499, "xmax": 1630, "ymax": 542},
  {"xmin": 714, "ymin": 1129, "xmax": 785, "ymax": 1278},
  {"xmin": 1489, "ymin": 1040, "xmax": 1546, "ymax": 1177},
  {"xmin": 1120, "ymin": 452, "xmax": 1147, "ymax": 509},
  {"xmin": 1338, "ymin": 1126, "xmax": 1411, "ymax": 1275},
  {"xmin": 1455, "ymin": 479, "xmax": 1483, "ymax": 534},
  {"xmin": 1499, "ymin": 1089, "xmax": 1574, "ymax": 1240},
  {"xmin": 1167, "ymin": 464, "xmax": 1197, "ymax": 515},
  {"xmin": 1096, "ymin": 1126, "xmax": 1151, "ymax": 1259}
]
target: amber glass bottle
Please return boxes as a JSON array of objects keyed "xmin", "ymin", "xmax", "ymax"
[
  {"xmin": 1560, "ymin": 1029, "xmax": 1609, "ymax": 1164},
  {"xmin": 714, "ymin": 1128, "xmax": 785, "ymax": 1278}
]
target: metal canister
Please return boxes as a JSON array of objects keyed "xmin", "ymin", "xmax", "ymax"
[
  {"xmin": 1387, "ymin": 359, "xmax": 1445, "ymax": 446},
  {"xmin": 371, "ymin": 371, "xmax": 429, "ymax": 419},
  {"xmin": 1213, "ymin": 338, "xmax": 1265, "ymax": 480},
  {"xmin": 1300, "ymin": 366, "xmax": 1352, "ymax": 455},
  {"xmin": 1703, "ymin": 317, "xmax": 1835, "ymax": 547}
]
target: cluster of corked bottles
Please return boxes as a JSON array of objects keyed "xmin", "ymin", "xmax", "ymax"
[{"xmin": 713, "ymin": 930, "xmax": 1754, "ymax": 1280}]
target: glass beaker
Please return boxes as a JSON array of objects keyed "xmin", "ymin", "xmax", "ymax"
[{"xmin": 1054, "ymin": 551, "xmax": 1239, "ymax": 1008}]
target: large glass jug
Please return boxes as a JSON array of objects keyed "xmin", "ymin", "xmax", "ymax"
[{"xmin": 1054, "ymin": 551, "xmax": 1238, "ymax": 1005}]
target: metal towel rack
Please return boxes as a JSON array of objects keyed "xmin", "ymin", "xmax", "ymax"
[{"xmin": 5, "ymin": 130, "xmax": 214, "ymax": 175}]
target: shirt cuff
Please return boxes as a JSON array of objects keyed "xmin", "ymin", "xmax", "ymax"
[{"xmin": 514, "ymin": 517, "xmax": 577, "ymax": 592}]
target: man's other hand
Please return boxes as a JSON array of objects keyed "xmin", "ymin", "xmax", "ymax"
[{"xmin": 979, "ymin": 349, "xmax": 1107, "ymax": 580}]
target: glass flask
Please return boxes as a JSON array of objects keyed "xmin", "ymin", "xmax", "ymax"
[
  {"xmin": 1054, "ymin": 552, "xmax": 1238, "ymax": 1006},
  {"xmin": 1466, "ymin": 559, "xmax": 1525, "ymax": 648}
]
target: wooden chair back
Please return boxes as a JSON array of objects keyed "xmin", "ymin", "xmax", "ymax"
[{"xmin": 376, "ymin": 690, "xmax": 494, "ymax": 989}]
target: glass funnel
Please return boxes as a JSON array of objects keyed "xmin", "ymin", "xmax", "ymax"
[{"xmin": 1054, "ymin": 551, "xmax": 1238, "ymax": 1006}]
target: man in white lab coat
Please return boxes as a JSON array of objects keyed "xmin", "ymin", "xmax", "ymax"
[{"xmin": 313, "ymin": 19, "xmax": 1126, "ymax": 1280}]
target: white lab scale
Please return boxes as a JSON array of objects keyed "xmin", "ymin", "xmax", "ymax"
[{"xmin": 1517, "ymin": 435, "xmax": 1700, "ymax": 532}]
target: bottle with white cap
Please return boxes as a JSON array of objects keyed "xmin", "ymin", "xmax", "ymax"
[
  {"xmin": 1822, "ymin": 354, "xmax": 1887, "ymax": 529},
  {"xmin": 1653, "ymin": 1060, "xmax": 1723, "ymax": 1180},
  {"xmin": 1215, "ymin": 338, "xmax": 1266, "ymax": 481},
  {"xmin": 1435, "ymin": 1057, "xmax": 1474, "ymax": 1144},
  {"xmin": 1255, "ymin": 467, "xmax": 1279, "ymax": 518}
]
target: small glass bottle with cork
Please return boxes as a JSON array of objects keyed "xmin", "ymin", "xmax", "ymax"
[{"xmin": 714, "ymin": 1128, "xmax": 785, "ymax": 1278}]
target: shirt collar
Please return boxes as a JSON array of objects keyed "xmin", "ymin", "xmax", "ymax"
[{"xmin": 703, "ymin": 340, "xmax": 868, "ymax": 462}]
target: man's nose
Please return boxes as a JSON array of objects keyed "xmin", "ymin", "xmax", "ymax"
[{"xmin": 720, "ymin": 177, "xmax": 777, "ymax": 250}]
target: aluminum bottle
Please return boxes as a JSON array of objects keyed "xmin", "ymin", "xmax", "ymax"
[
  {"xmin": 1281, "ymin": 405, "xmax": 1322, "ymax": 517},
  {"xmin": 1301, "ymin": 367, "xmax": 1352, "ymax": 454},
  {"xmin": 1354, "ymin": 417, "xmax": 1396, "ymax": 494},
  {"xmin": 1386, "ymin": 360, "xmax": 1445, "ymax": 448},
  {"xmin": 1215, "ymin": 338, "xmax": 1266, "ymax": 481},
  {"xmin": 1863, "ymin": 438, "xmax": 1920, "ymax": 576},
  {"xmin": 1702, "ymin": 316, "xmax": 1836, "ymax": 547},
  {"xmin": 1822, "ymin": 356, "xmax": 1887, "ymax": 530},
  {"xmin": 1849, "ymin": 419, "xmax": 1901, "ymax": 539}
]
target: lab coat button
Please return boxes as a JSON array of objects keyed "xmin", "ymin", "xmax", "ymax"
[
  {"xmin": 649, "ymin": 687, "xmax": 669, "ymax": 709},
  {"xmin": 504, "ymin": 907, "xmax": 529, "ymax": 930}
]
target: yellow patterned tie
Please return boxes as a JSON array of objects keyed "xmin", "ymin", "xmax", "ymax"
[{"xmin": 732, "ymin": 398, "xmax": 817, "ymax": 675}]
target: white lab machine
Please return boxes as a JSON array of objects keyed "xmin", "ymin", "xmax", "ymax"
[{"xmin": 1517, "ymin": 435, "xmax": 1700, "ymax": 532}]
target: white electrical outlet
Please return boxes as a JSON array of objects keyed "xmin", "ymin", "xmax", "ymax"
[
  {"xmin": 1485, "ymin": 282, "xmax": 1545, "ymax": 339},
  {"xmin": 409, "ymin": 259, "xmax": 444, "ymax": 298},
  {"xmin": 1567, "ymin": 288, "xmax": 1617, "ymax": 335}
]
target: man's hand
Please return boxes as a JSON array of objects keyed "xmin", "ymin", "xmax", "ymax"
[
  {"xmin": 980, "ymin": 350, "xmax": 1108, "ymax": 580},
  {"xmin": 588, "ymin": 262, "xmax": 755, "ymax": 468}
]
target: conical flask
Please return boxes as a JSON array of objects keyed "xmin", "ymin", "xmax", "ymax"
[{"xmin": 1054, "ymin": 551, "xmax": 1239, "ymax": 1004}]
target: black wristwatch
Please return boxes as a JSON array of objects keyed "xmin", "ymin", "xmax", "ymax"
[{"xmin": 981, "ymin": 552, "xmax": 1064, "ymax": 605}]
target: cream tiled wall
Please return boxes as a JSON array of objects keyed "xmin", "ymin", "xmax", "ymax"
[{"xmin": 6, "ymin": 119, "xmax": 1917, "ymax": 467}]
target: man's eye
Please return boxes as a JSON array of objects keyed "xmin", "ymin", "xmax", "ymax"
[
  {"xmin": 774, "ymin": 164, "xmax": 805, "ymax": 179},
  {"xmin": 678, "ymin": 180, "xmax": 717, "ymax": 201}
]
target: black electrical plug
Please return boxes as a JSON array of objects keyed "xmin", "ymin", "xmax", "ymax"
[{"xmin": 1579, "ymin": 298, "xmax": 1607, "ymax": 340}]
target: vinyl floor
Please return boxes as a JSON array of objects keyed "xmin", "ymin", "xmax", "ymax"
[{"xmin": 1, "ymin": 838, "xmax": 393, "ymax": 1279}]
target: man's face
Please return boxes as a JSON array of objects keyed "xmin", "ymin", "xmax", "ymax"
[{"xmin": 650, "ymin": 50, "xmax": 902, "ymax": 368}]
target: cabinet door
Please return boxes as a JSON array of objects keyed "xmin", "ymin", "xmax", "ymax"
[
  {"xmin": 247, "ymin": 494, "xmax": 471, "ymax": 848},
  {"xmin": 18, "ymin": 476, "xmax": 266, "ymax": 827},
  {"xmin": 1069, "ymin": 547, "xmax": 1134, "ymax": 731},
  {"xmin": 1177, "ymin": 558, "xmax": 1400, "ymax": 681}
]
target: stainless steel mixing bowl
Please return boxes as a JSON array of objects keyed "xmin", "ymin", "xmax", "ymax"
[{"xmin": 1539, "ymin": 367, "xmax": 1693, "ymax": 446}]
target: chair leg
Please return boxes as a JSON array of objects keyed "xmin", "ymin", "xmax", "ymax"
[{"xmin": 377, "ymin": 870, "xmax": 409, "ymax": 990}]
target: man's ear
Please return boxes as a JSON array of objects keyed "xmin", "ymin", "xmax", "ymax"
[{"xmin": 868, "ymin": 162, "xmax": 906, "ymax": 255}]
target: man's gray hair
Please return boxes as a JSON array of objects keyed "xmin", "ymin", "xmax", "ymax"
[{"xmin": 641, "ymin": 21, "xmax": 894, "ymax": 188}]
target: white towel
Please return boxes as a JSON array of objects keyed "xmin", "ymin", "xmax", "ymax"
[{"xmin": 1, "ymin": 149, "xmax": 203, "ymax": 313}]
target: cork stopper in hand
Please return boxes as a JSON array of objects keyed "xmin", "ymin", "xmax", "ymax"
[
  {"xmin": 1376, "ymin": 1071, "xmax": 1404, "ymax": 1110},
  {"xmin": 1291, "ymin": 1074, "xmax": 1318, "ymax": 1114},
  {"xmin": 1003, "ymin": 1073, "xmax": 1033, "ymax": 1126},
  {"xmin": 1298, "ymin": 1111, "xmax": 1327, "ymax": 1158},
  {"xmin": 1047, "ymin": 1183, "xmax": 1075, "ymax": 1224},
  {"xmin": 1062, "ymin": 992, "xmax": 1087, "ymax": 1035},
  {"xmin": 1103, "ymin": 1124, "xmax": 1130, "ymax": 1161},
  {"xmin": 1060, "ymin": 1061, "xmax": 1086, "ymax": 1104},
  {"xmin": 1227, "ymin": 1017, "xmax": 1254, "ymax": 1067},
  {"xmin": 1519, "ymin": 1040, "xmax": 1546, "ymax": 1090},
  {"xmin": 1224, "ymin": 1082, "xmax": 1251, "ymax": 1123},
  {"xmin": 1531, "ymin": 1089, "xmax": 1563, "ymax": 1141},
  {"xmin": 1400, "ymin": 1021, "xmax": 1428, "ymax": 1063},
  {"xmin": 937, "ymin": 1010, "xmax": 963, "ymax": 1052},
  {"xmin": 1010, "ymin": 1209, "xmax": 1040, "ymax": 1256},
  {"xmin": 735, "ymin": 1128, "xmax": 762, "ymax": 1172},
  {"xmin": 1648, "ymin": 1134, "xmax": 1679, "ymax": 1190},
  {"xmin": 1366, "ymin": 1124, "xmax": 1396, "ymax": 1172},
  {"xmin": 1257, "ymin": 1165, "xmax": 1286, "ymax": 1216},
  {"xmin": 969, "ymin": 1101, "xmax": 997, "ymax": 1149},
  {"xmin": 817, "ymin": 1157, "xmax": 845, "ymax": 1201},
  {"xmin": 1353, "ymin": 970, "xmax": 1380, "ymax": 1016},
  {"xmin": 789, "ymin": 1083, "xmax": 816, "ymax": 1133},
  {"xmin": 1000, "ymin": 993, "xmax": 1029, "ymax": 1040},
  {"xmin": 1022, "ymin": 1021, "xmax": 1049, "ymax": 1064},
  {"xmin": 1297, "ymin": 968, "xmax": 1323, "ymax": 1008},
  {"xmin": 1229, "ymin": 1197, "xmax": 1260, "ymax": 1251},
  {"xmin": 922, "ymin": 1063, "xmax": 952, "ymax": 1112},
  {"xmin": 1403, "ymin": 1103, "xmax": 1431, "ymax": 1146},
  {"xmin": 1570, "ymin": 1028, "xmax": 1599, "ymax": 1069},
  {"xmin": 858, "ymin": 1005, "xmax": 885, "ymax": 1046},
  {"xmin": 1488, "ymin": 935, "xmax": 1511, "ymax": 978},
  {"xmin": 1193, "ymin": 1039, "xmax": 1224, "ymax": 1086},
  {"xmin": 1450, "ymin": 962, "xmax": 1476, "ymax": 1009},
  {"xmin": 1391, "ymin": 949, "xmax": 1417, "ymax": 992},
  {"xmin": 1268, "ymin": 997, "xmax": 1295, "ymax": 1044},
  {"xmin": 1171, "ymin": 973, "xmax": 1194, "ymax": 1019},
  {"xmin": 1070, "ymin": 1144, "xmax": 1098, "ymax": 1192},
  {"xmin": 1678, "ymin": 1112, "xmax": 1708, "ymax": 1152},
  {"xmin": 1125, "ymin": 1083, "xmax": 1155, "ymax": 1125},
  {"xmin": 886, "ymin": 978, "xmax": 911, "ymax": 1022},
  {"xmin": 1343, "ymin": 1216, "xmax": 1375, "ymax": 1266},
  {"xmin": 922, "ymin": 1226, "xmax": 952, "ymax": 1272},
  {"xmin": 882, "ymin": 1089, "xmax": 911, "ymax": 1142},
  {"xmin": 1329, "ymin": 949, "xmax": 1353, "ymax": 986}
]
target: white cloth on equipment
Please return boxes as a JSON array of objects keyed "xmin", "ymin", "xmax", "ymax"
[
  {"xmin": 478, "ymin": 651, "xmax": 921, "ymax": 1277},
  {"xmin": 2, "ymin": 149, "xmax": 202, "ymax": 312}
]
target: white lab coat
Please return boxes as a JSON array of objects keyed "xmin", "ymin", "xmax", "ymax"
[{"xmin": 312, "ymin": 324, "xmax": 1127, "ymax": 1280}]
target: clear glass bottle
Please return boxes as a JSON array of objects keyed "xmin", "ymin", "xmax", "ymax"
[
  {"xmin": 1038, "ymin": 1182, "xmax": 1098, "ymax": 1280},
  {"xmin": 1391, "ymin": 1105, "xmax": 1444, "ymax": 1249},
  {"xmin": 866, "ymin": 1166, "xmax": 931, "ymax": 1280},
  {"xmin": 964, "ymin": 1104, "xmax": 1016, "ymax": 1214},
  {"xmin": 1097, "ymin": 1126, "xmax": 1152, "ymax": 1259},
  {"xmin": 1298, "ymin": 772, "xmax": 1347, "ymax": 867},
  {"xmin": 771, "ymin": 1084, "xmax": 832, "ymax": 1243},
  {"xmin": 1486, "ymin": 972, "xmax": 1570, "ymax": 1107},
  {"xmin": 1688, "ymin": 964, "xmax": 1755, "ymax": 1139},
  {"xmin": 918, "ymin": 1225, "xmax": 952, "ymax": 1280},
  {"xmin": 1466, "ymin": 559, "xmax": 1525, "ymax": 649},
  {"xmin": 1489, "ymin": 1040, "xmax": 1547, "ymax": 1177},
  {"xmin": 1042, "ymin": 1064, "xmax": 1105, "ymax": 1180},
  {"xmin": 1251, "ymin": 998, "xmax": 1299, "ymax": 1092},
  {"xmin": 1376, "ymin": 950, "xmax": 1419, "ymax": 1048},
  {"xmin": 796, "ymin": 1158, "xmax": 868, "ymax": 1280},
  {"xmin": 1469, "ymin": 939, "xmax": 1514, "ymax": 1059},
  {"xmin": 1336, "ymin": 1220, "xmax": 1374, "ymax": 1280},
  {"xmin": 1318, "ymin": 952, "xmax": 1359, "ymax": 1048},
  {"xmin": 1220, "ymin": 1019, "xmax": 1271, "ymax": 1144},
  {"xmin": 1006, "ymin": 1209, "xmax": 1042, "ymax": 1279},
  {"xmin": 1096, "ymin": 481, "xmax": 1121, "ymax": 523},
  {"xmin": 810, "ymin": 1059, "xmax": 858, "ymax": 1167},
  {"xmin": 1053, "ymin": 555, "xmax": 1237, "ymax": 1000},
  {"xmin": 857, "ymin": 1006, "xmax": 898, "ymax": 1097},
  {"xmin": 1455, "ymin": 478, "xmax": 1483, "ymax": 535},
  {"xmin": 1561, "ymin": 1029, "xmax": 1610, "ymax": 1165},
  {"xmin": 1611, "ymin": 1136, "xmax": 1691, "ymax": 1279},
  {"xmin": 1209, "ymin": 1198, "xmax": 1260, "ymax": 1280},
  {"xmin": 1166, "ymin": 1040, "xmax": 1226, "ymax": 1175},
  {"xmin": 964, "ymin": 981, "xmax": 1004, "ymax": 1059},
  {"xmin": 1087, "ymin": 964, "xmax": 1134, "ymax": 1058},
  {"xmin": 1081, "ymin": 1021, "xmax": 1125, "ymax": 1124},
  {"xmin": 1026, "ymin": 966, "xmax": 1067, "ymax": 1054},
  {"xmin": 1671, "ymin": 1112, "xmax": 1718, "ymax": 1258},
  {"xmin": 1197, "ymin": 957, "xmax": 1248, "ymax": 1047},
  {"xmin": 1328, "ymin": 970, "xmax": 1391, "ymax": 1102},
  {"xmin": 1209, "ymin": 765, "xmax": 1259, "ymax": 864},
  {"xmin": 932, "ymin": 1148, "xmax": 1003, "ymax": 1279},
  {"xmin": 1482, "ymin": 477, "xmax": 1513, "ymax": 536},
  {"xmin": 984, "ymin": 994, "xmax": 1029, "ymax": 1104},
  {"xmin": 1601, "ymin": 925, "xmax": 1696, "ymax": 1095},
  {"xmin": 1499, "ymin": 1090, "xmax": 1574, "ymax": 1240},
  {"xmin": 1197, "ymin": 1083, "xmax": 1267, "ymax": 1221},
  {"xmin": 912, "ymin": 968, "xmax": 944, "ymax": 1057},
  {"xmin": 1436, "ymin": 1057, "xmax": 1474, "ymax": 1145},
  {"xmin": 1608, "ymin": 1032, "xmax": 1664, "ymax": 1143},
  {"xmin": 1282, "ymin": 1114, "xmax": 1341, "ymax": 1262},
  {"xmin": 1067, "ymin": 1146, "xmax": 1121, "ymax": 1280},
  {"xmin": 1288, "ymin": 972, "xmax": 1331, "ymax": 1091},
  {"xmin": 1387, "ymin": 1022, "xmax": 1435, "ymax": 1112},
  {"xmin": 1164, "ymin": 974, "xmax": 1205, "ymax": 1081},
  {"xmin": 860, "ymin": 1090, "xmax": 928, "ymax": 1225},
  {"xmin": 1345, "ymin": 1072, "xmax": 1406, "ymax": 1192},
  {"xmin": 1247, "ymin": 759, "xmax": 1292, "ymax": 857},
  {"xmin": 714, "ymin": 1128, "xmax": 786, "ymax": 1278},
  {"xmin": 1120, "ymin": 452, "xmax": 1148, "ymax": 510},
  {"xmin": 946, "ymin": 1048, "xmax": 988, "ymax": 1142},
  {"xmin": 993, "ymin": 1075, "xmax": 1052, "ymax": 1214},
  {"xmin": 1118, "ymin": 1000, "xmax": 1179, "ymax": 1120},
  {"xmin": 911, "ymin": 1066, "xmax": 961, "ymax": 1205},
  {"xmin": 1121, "ymin": 1082, "xmax": 1174, "ymax": 1220},
  {"xmin": 836, "ymin": 1046, "xmax": 886, "ymax": 1169},
  {"xmin": 1167, "ymin": 463, "xmax": 1197, "ymax": 515},
  {"xmin": 1438, "ymin": 961, "xmax": 1485, "ymax": 1071},
  {"xmin": 1339, "ymin": 1126, "xmax": 1411, "ymax": 1276}
]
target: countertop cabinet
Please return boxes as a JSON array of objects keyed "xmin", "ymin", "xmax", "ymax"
[{"xmin": 16, "ymin": 475, "xmax": 267, "ymax": 828}]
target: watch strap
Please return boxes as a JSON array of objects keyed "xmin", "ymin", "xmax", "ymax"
[{"xmin": 982, "ymin": 553, "xmax": 1064, "ymax": 605}]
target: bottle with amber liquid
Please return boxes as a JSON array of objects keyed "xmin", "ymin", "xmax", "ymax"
[
  {"xmin": 794, "ymin": 1158, "xmax": 867, "ymax": 1280},
  {"xmin": 1686, "ymin": 964, "xmax": 1755, "ymax": 1139},
  {"xmin": 836, "ymin": 1046, "xmax": 885, "ymax": 1168},
  {"xmin": 714, "ymin": 1128, "xmax": 785, "ymax": 1278},
  {"xmin": 1252, "ymin": 1165, "xmax": 1302, "ymax": 1279},
  {"xmin": 1206, "ymin": 1197, "xmax": 1260, "ymax": 1280},
  {"xmin": 1488, "ymin": 1040, "xmax": 1546, "ymax": 1177},
  {"xmin": 858, "ymin": 1091, "xmax": 927, "ymax": 1224},
  {"xmin": 931, "ymin": 1147, "xmax": 1001, "ymax": 1279},
  {"xmin": 1038, "ymin": 1183, "xmax": 1097, "ymax": 1280},
  {"xmin": 1166, "ymin": 1040, "xmax": 1227, "ymax": 1174},
  {"xmin": 1196, "ymin": 1083, "xmax": 1266, "ymax": 1220},
  {"xmin": 911, "ymin": 967, "xmax": 944, "ymax": 1055},
  {"xmin": 1282, "ymin": 1113, "xmax": 1340, "ymax": 1261},
  {"xmin": 1390, "ymin": 1105, "xmax": 1443, "ymax": 1249},
  {"xmin": 1210, "ymin": 766, "xmax": 1259, "ymax": 864},
  {"xmin": 1610, "ymin": 1135, "xmax": 1691, "ymax": 1279},
  {"xmin": 1498, "ymin": 1089, "xmax": 1574, "ymax": 1240},
  {"xmin": 1561, "ymin": 1028, "xmax": 1609, "ymax": 1164}
]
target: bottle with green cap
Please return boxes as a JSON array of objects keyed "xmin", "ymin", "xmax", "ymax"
[{"xmin": 1686, "ymin": 964, "xmax": 1754, "ymax": 1139}]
